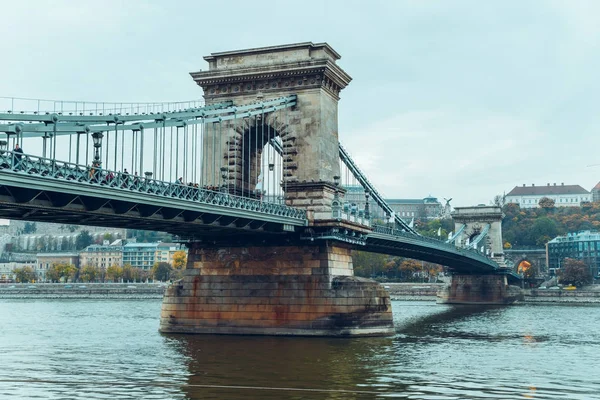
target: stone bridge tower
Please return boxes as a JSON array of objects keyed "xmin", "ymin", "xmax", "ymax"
[
  {"xmin": 160, "ymin": 43, "xmax": 394, "ymax": 337},
  {"xmin": 438, "ymin": 206, "xmax": 522, "ymax": 304},
  {"xmin": 452, "ymin": 205, "xmax": 505, "ymax": 267},
  {"xmin": 191, "ymin": 42, "xmax": 351, "ymax": 220}
]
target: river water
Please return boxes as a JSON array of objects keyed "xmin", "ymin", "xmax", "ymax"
[{"xmin": 1, "ymin": 299, "xmax": 599, "ymax": 399}]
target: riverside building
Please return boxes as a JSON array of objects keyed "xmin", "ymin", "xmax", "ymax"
[
  {"xmin": 546, "ymin": 231, "xmax": 600, "ymax": 278},
  {"xmin": 79, "ymin": 244, "xmax": 124, "ymax": 269}
]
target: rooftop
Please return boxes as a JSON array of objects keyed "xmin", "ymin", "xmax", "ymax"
[
  {"xmin": 506, "ymin": 183, "xmax": 590, "ymax": 196},
  {"xmin": 548, "ymin": 231, "xmax": 600, "ymax": 243}
]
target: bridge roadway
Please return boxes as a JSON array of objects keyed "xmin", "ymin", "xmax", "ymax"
[{"xmin": 0, "ymin": 150, "xmax": 519, "ymax": 282}]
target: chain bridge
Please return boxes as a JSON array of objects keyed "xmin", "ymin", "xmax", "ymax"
[{"xmin": 0, "ymin": 43, "xmax": 521, "ymax": 336}]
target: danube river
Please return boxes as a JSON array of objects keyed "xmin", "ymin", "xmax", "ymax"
[{"xmin": 1, "ymin": 299, "xmax": 599, "ymax": 399}]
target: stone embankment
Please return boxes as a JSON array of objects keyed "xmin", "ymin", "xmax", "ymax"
[
  {"xmin": 384, "ymin": 283, "xmax": 441, "ymax": 300},
  {"xmin": 383, "ymin": 283, "xmax": 600, "ymax": 304},
  {"xmin": 524, "ymin": 288, "xmax": 600, "ymax": 303},
  {"xmin": 0, "ymin": 283, "xmax": 165, "ymax": 299}
]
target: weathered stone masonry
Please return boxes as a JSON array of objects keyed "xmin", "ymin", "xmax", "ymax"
[{"xmin": 160, "ymin": 242, "xmax": 394, "ymax": 336}]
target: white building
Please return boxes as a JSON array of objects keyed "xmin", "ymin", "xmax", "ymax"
[
  {"xmin": 0, "ymin": 261, "xmax": 37, "ymax": 282},
  {"xmin": 506, "ymin": 183, "xmax": 591, "ymax": 208}
]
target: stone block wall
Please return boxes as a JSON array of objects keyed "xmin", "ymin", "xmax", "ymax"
[
  {"xmin": 160, "ymin": 242, "xmax": 394, "ymax": 336},
  {"xmin": 437, "ymin": 274, "xmax": 522, "ymax": 305}
]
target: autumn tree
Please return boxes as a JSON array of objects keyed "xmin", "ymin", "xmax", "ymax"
[
  {"xmin": 106, "ymin": 264, "xmax": 123, "ymax": 282},
  {"xmin": 46, "ymin": 263, "xmax": 77, "ymax": 283},
  {"xmin": 538, "ymin": 197, "xmax": 555, "ymax": 209},
  {"xmin": 79, "ymin": 265, "xmax": 101, "ymax": 282},
  {"xmin": 559, "ymin": 258, "xmax": 592, "ymax": 287},
  {"xmin": 399, "ymin": 259, "xmax": 421, "ymax": 281},
  {"xmin": 172, "ymin": 250, "xmax": 187, "ymax": 270},
  {"xmin": 13, "ymin": 266, "xmax": 36, "ymax": 283}
]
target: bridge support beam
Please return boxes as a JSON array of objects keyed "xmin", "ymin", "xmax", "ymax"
[
  {"xmin": 437, "ymin": 274, "xmax": 523, "ymax": 305},
  {"xmin": 160, "ymin": 242, "xmax": 394, "ymax": 336}
]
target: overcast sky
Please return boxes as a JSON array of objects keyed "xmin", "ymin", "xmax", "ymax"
[{"xmin": 1, "ymin": 0, "xmax": 599, "ymax": 207}]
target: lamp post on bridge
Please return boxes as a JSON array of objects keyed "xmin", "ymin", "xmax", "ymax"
[{"xmin": 92, "ymin": 131, "xmax": 104, "ymax": 168}]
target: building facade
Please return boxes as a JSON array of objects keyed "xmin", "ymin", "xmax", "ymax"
[
  {"xmin": 122, "ymin": 243, "xmax": 159, "ymax": 270},
  {"xmin": 0, "ymin": 261, "xmax": 37, "ymax": 282},
  {"xmin": 592, "ymin": 181, "xmax": 600, "ymax": 203},
  {"xmin": 506, "ymin": 183, "xmax": 591, "ymax": 208},
  {"xmin": 155, "ymin": 243, "xmax": 185, "ymax": 265},
  {"xmin": 36, "ymin": 253, "xmax": 80, "ymax": 281},
  {"xmin": 546, "ymin": 231, "xmax": 600, "ymax": 278},
  {"xmin": 387, "ymin": 196, "xmax": 443, "ymax": 220},
  {"xmin": 341, "ymin": 185, "xmax": 443, "ymax": 221},
  {"xmin": 79, "ymin": 244, "xmax": 123, "ymax": 269}
]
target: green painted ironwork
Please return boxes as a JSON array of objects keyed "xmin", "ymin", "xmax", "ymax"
[{"xmin": 0, "ymin": 150, "xmax": 307, "ymax": 222}]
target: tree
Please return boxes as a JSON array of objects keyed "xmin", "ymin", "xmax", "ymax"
[
  {"xmin": 493, "ymin": 194, "xmax": 506, "ymax": 208},
  {"xmin": 106, "ymin": 264, "xmax": 123, "ymax": 282},
  {"xmin": 172, "ymin": 250, "xmax": 187, "ymax": 270},
  {"xmin": 152, "ymin": 262, "xmax": 172, "ymax": 281},
  {"xmin": 13, "ymin": 266, "xmax": 36, "ymax": 283},
  {"xmin": 135, "ymin": 267, "xmax": 149, "ymax": 283},
  {"xmin": 122, "ymin": 264, "xmax": 135, "ymax": 282},
  {"xmin": 538, "ymin": 197, "xmax": 555, "ymax": 209},
  {"xmin": 23, "ymin": 222, "xmax": 37, "ymax": 234},
  {"xmin": 399, "ymin": 259, "xmax": 421, "ymax": 281},
  {"xmin": 46, "ymin": 263, "xmax": 77, "ymax": 283},
  {"xmin": 79, "ymin": 265, "xmax": 101, "ymax": 282},
  {"xmin": 351, "ymin": 251, "xmax": 388, "ymax": 278},
  {"xmin": 76, "ymin": 230, "xmax": 94, "ymax": 250},
  {"xmin": 560, "ymin": 258, "xmax": 592, "ymax": 287}
]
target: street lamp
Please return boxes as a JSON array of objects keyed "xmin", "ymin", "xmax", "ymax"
[
  {"xmin": 91, "ymin": 131, "xmax": 104, "ymax": 167},
  {"xmin": 0, "ymin": 140, "xmax": 7, "ymax": 154}
]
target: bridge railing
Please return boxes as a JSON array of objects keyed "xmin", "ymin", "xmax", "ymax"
[
  {"xmin": 371, "ymin": 225, "xmax": 498, "ymax": 267},
  {"xmin": 0, "ymin": 151, "xmax": 308, "ymax": 221}
]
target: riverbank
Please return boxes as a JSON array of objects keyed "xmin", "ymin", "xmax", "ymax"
[
  {"xmin": 0, "ymin": 283, "xmax": 165, "ymax": 299},
  {"xmin": 384, "ymin": 282, "xmax": 600, "ymax": 303}
]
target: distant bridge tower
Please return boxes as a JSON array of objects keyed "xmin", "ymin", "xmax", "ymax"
[
  {"xmin": 451, "ymin": 205, "xmax": 505, "ymax": 267},
  {"xmin": 438, "ymin": 206, "xmax": 521, "ymax": 304}
]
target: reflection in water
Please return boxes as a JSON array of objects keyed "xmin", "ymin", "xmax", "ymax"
[
  {"xmin": 2, "ymin": 300, "xmax": 600, "ymax": 399},
  {"xmin": 166, "ymin": 334, "xmax": 395, "ymax": 400}
]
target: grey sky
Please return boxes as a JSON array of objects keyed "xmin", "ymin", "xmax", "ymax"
[{"xmin": 1, "ymin": 0, "xmax": 598, "ymax": 207}]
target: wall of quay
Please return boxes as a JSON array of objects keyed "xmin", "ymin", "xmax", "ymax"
[{"xmin": 0, "ymin": 283, "xmax": 164, "ymax": 299}]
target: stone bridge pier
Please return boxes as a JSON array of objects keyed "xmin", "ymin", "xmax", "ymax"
[
  {"xmin": 159, "ymin": 43, "xmax": 393, "ymax": 336},
  {"xmin": 438, "ymin": 206, "xmax": 522, "ymax": 304}
]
